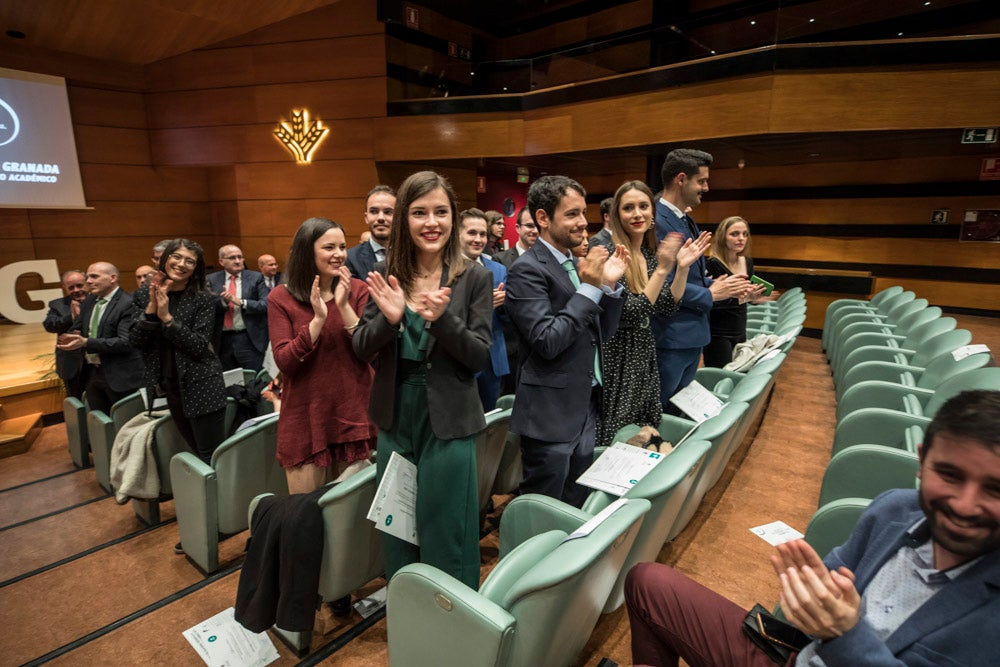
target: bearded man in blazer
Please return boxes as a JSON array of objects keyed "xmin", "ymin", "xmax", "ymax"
[
  {"xmin": 56, "ymin": 262, "xmax": 144, "ymax": 414},
  {"xmin": 504, "ymin": 175, "xmax": 626, "ymax": 508}
]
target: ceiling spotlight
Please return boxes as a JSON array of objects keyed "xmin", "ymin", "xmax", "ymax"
[
  {"xmin": 737, "ymin": 159, "xmax": 746, "ymax": 169},
  {"xmin": 710, "ymin": 50, "xmax": 717, "ymax": 54},
  {"xmin": 750, "ymin": 20, "xmax": 756, "ymax": 25},
  {"xmin": 898, "ymin": 32, "xmax": 904, "ymax": 36},
  {"xmin": 502, "ymin": 86, "xmax": 508, "ymax": 91},
  {"xmin": 809, "ymin": 18, "xmax": 815, "ymax": 23}
]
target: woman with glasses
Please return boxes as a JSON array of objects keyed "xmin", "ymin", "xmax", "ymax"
[
  {"xmin": 267, "ymin": 217, "xmax": 376, "ymax": 494},
  {"xmin": 130, "ymin": 239, "xmax": 228, "ymax": 464},
  {"xmin": 353, "ymin": 171, "xmax": 492, "ymax": 590}
]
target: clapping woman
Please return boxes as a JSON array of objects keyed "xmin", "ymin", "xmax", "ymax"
[
  {"xmin": 267, "ymin": 217, "xmax": 376, "ymax": 493},
  {"xmin": 598, "ymin": 181, "xmax": 710, "ymax": 447},
  {"xmin": 353, "ymin": 171, "xmax": 493, "ymax": 590}
]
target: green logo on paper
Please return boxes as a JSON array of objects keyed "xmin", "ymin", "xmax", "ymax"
[
  {"xmin": 629, "ymin": 479, "xmax": 638, "ymax": 485},
  {"xmin": 386, "ymin": 515, "xmax": 393, "ymax": 526},
  {"xmin": 208, "ymin": 636, "xmax": 217, "ymax": 643},
  {"xmin": 649, "ymin": 452, "xmax": 661, "ymax": 459}
]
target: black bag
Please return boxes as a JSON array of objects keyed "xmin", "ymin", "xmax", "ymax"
[{"xmin": 742, "ymin": 603, "xmax": 810, "ymax": 665}]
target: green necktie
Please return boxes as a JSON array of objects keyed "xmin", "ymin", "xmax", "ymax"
[
  {"xmin": 86, "ymin": 297, "xmax": 106, "ymax": 364},
  {"xmin": 561, "ymin": 259, "xmax": 602, "ymax": 385}
]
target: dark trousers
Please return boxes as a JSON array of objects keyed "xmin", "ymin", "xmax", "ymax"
[
  {"xmin": 703, "ymin": 334, "xmax": 746, "ymax": 369},
  {"xmin": 63, "ymin": 374, "xmax": 86, "ymax": 401},
  {"xmin": 476, "ymin": 365, "xmax": 503, "ymax": 412},
  {"xmin": 219, "ymin": 330, "xmax": 264, "ymax": 372},
  {"xmin": 656, "ymin": 347, "xmax": 702, "ymax": 414},
  {"xmin": 82, "ymin": 364, "xmax": 131, "ymax": 415},
  {"xmin": 164, "ymin": 382, "xmax": 227, "ymax": 464},
  {"xmin": 625, "ymin": 562, "xmax": 795, "ymax": 667},
  {"xmin": 518, "ymin": 390, "xmax": 597, "ymax": 508}
]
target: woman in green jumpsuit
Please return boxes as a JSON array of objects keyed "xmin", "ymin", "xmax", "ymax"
[{"xmin": 353, "ymin": 171, "xmax": 493, "ymax": 590}]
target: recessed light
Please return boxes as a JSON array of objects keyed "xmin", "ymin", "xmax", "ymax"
[
  {"xmin": 5, "ymin": 30, "xmax": 26, "ymax": 39},
  {"xmin": 502, "ymin": 87, "xmax": 508, "ymax": 91},
  {"xmin": 809, "ymin": 18, "xmax": 815, "ymax": 23},
  {"xmin": 750, "ymin": 20, "xmax": 756, "ymax": 25},
  {"xmin": 808, "ymin": 153, "xmax": 821, "ymax": 158},
  {"xmin": 898, "ymin": 32, "xmax": 904, "ymax": 36},
  {"xmin": 710, "ymin": 50, "xmax": 716, "ymax": 54}
]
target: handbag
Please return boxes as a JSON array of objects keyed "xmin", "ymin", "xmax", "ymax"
[{"xmin": 741, "ymin": 603, "xmax": 810, "ymax": 665}]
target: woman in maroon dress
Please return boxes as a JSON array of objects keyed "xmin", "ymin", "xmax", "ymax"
[{"xmin": 268, "ymin": 217, "xmax": 376, "ymax": 493}]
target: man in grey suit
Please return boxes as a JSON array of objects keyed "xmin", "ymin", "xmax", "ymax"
[
  {"xmin": 346, "ymin": 185, "xmax": 396, "ymax": 279},
  {"xmin": 257, "ymin": 254, "xmax": 281, "ymax": 291},
  {"xmin": 505, "ymin": 175, "xmax": 627, "ymax": 508},
  {"xmin": 56, "ymin": 262, "xmax": 144, "ymax": 414},
  {"xmin": 206, "ymin": 244, "xmax": 269, "ymax": 371},
  {"xmin": 43, "ymin": 269, "xmax": 88, "ymax": 399}
]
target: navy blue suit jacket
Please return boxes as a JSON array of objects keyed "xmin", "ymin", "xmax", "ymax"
[
  {"xmin": 72, "ymin": 289, "xmax": 144, "ymax": 393},
  {"xmin": 505, "ymin": 242, "xmax": 624, "ymax": 442},
  {"xmin": 480, "ymin": 256, "xmax": 510, "ymax": 377},
  {"xmin": 346, "ymin": 241, "xmax": 378, "ymax": 280},
  {"xmin": 206, "ymin": 269, "xmax": 270, "ymax": 354},
  {"xmin": 814, "ymin": 489, "xmax": 1000, "ymax": 666},
  {"xmin": 651, "ymin": 202, "xmax": 714, "ymax": 350},
  {"xmin": 43, "ymin": 295, "xmax": 84, "ymax": 382}
]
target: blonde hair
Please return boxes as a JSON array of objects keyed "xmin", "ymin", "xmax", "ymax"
[
  {"xmin": 607, "ymin": 180, "xmax": 657, "ymax": 294},
  {"xmin": 709, "ymin": 216, "xmax": 751, "ymax": 273}
]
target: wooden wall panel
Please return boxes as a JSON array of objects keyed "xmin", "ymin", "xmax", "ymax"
[
  {"xmin": 0, "ymin": 240, "xmax": 36, "ymax": 267},
  {"xmin": 66, "ymin": 86, "xmax": 147, "ymax": 129},
  {"xmin": 0, "ymin": 212, "xmax": 32, "ymax": 238},
  {"xmin": 27, "ymin": 202, "xmax": 211, "ymax": 237},
  {"xmin": 751, "ymin": 236, "xmax": 998, "ymax": 270},
  {"xmin": 209, "ymin": 0, "xmax": 383, "ymax": 48},
  {"xmin": 150, "ymin": 118, "xmax": 376, "ymax": 165},
  {"xmin": 79, "ymin": 165, "xmax": 210, "ymax": 202},
  {"xmin": 375, "ymin": 114, "xmax": 526, "ymax": 160},
  {"xmin": 146, "ymin": 77, "xmax": 387, "ymax": 128},
  {"xmin": 871, "ymin": 277, "xmax": 1000, "ymax": 312},
  {"xmin": 710, "ymin": 156, "xmax": 985, "ymax": 189},
  {"xmin": 232, "ymin": 160, "xmax": 380, "ymax": 201},
  {"xmin": 0, "ymin": 46, "xmax": 145, "ymax": 91},
  {"xmin": 699, "ymin": 196, "xmax": 998, "ymax": 225},
  {"xmin": 234, "ymin": 199, "xmax": 367, "ymax": 238},
  {"xmin": 73, "ymin": 125, "xmax": 153, "ymax": 165}
]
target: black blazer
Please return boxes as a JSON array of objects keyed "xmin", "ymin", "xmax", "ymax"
[
  {"xmin": 346, "ymin": 241, "xmax": 378, "ymax": 280},
  {"xmin": 353, "ymin": 260, "xmax": 493, "ymax": 441},
  {"xmin": 72, "ymin": 289, "xmax": 144, "ymax": 393},
  {"xmin": 206, "ymin": 269, "xmax": 270, "ymax": 354},
  {"xmin": 129, "ymin": 286, "xmax": 227, "ymax": 418},
  {"xmin": 43, "ymin": 295, "xmax": 83, "ymax": 382},
  {"xmin": 504, "ymin": 242, "xmax": 624, "ymax": 442}
]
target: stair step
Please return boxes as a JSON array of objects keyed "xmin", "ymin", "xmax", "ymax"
[{"xmin": 0, "ymin": 412, "xmax": 43, "ymax": 458}]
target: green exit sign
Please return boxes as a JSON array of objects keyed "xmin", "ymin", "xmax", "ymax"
[
  {"xmin": 961, "ymin": 128, "xmax": 997, "ymax": 144},
  {"xmin": 516, "ymin": 174, "xmax": 529, "ymax": 183}
]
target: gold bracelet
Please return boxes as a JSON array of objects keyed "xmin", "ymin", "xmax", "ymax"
[{"xmin": 344, "ymin": 321, "xmax": 359, "ymax": 332}]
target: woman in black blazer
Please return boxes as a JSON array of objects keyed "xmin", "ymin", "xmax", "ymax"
[
  {"xmin": 353, "ymin": 171, "xmax": 492, "ymax": 590},
  {"xmin": 130, "ymin": 238, "xmax": 228, "ymax": 464}
]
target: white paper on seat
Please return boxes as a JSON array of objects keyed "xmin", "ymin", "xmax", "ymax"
[
  {"xmin": 952, "ymin": 343, "xmax": 990, "ymax": 361},
  {"xmin": 563, "ymin": 497, "xmax": 629, "ymax": 542},
  {"xmin": 183, "ymin": 606, "xmax": 279, "ymax": 667},
  {"xmin": 577, "ymin": 442, "xmax": 666, "ymax": 496},
  {"xmin": 749, "ymin": 520, "xmax": 804, "ymax": 546},
  {"xmin": 354, "ymin": 585, "xmax": 388, "ymax": 619},
  {"xmin": 753, "ymin": 348, "xmax": 780, "ymax": 366},
  {"xmin": 367, "ymin": 450, "xmax": 419, "ymax": 545},
  {"xmin": 137, "ymin": 387, "xmax": 168, "ymax": 410},
  {"xmin": 223, "ymin": 367, "xmax": 246, "ymax": 387},
  {"xmin": 669, "ymin": 380, "xmax": 725, "ymax": 422}
]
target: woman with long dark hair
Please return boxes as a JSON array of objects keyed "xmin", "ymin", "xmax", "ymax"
[
  {"xmin": 267, "ymin": 217, "xmax": 376, "ymax": 493},
  {"xmin": 353, "ymin": 171, "xmax": 492, "ymax": 590},
  {"xmin": 597, "ymin": 180, "xmax": 709, "ymax": 447},
  {"xmin": 130, "ymin": 239, "xmax": 227, "ymax": 464}
]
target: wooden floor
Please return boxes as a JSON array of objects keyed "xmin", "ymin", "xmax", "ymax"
[{"xmin": 0, "ymin": 314, "xmax": 996, "ymax": 666}]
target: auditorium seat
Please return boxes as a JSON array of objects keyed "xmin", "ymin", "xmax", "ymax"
[
  {"xmin": 817, "ymin": 444, "xmax": 919, "ymax": 507},
  {"xmin": 803, "ymin": 498, "xmax": 871, "ymax": 559},
  {"xmin": 476, "ymin": 408, "xmax": 512, "ymax": 516},
  {"xmin": 63, "ymin": 396, "xmax": 89, "ymax": 469},
  {"xmin": 822, "ymin": 286, "xmax": 909, "ymax": 353},
  {"xmin": 831, "ymin": 319, "xmax": 961, "ymax": 382},
  {"xmin": 386, "ymin": 497, "xmax": 649, "ymax": 667},
  {"xmin": 170, "ymin": 412, "xmax": 287, "ymax": 573},
  {"xmin": 86, "ymin": 391, "xmax": 144, "ymax": 493}
]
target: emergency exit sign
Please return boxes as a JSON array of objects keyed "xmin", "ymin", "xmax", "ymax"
[{"xmin": 961, "ymin": 128, "xmax": 997, "ymax": 144}]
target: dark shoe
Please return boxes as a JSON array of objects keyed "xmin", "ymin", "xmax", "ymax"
[
  {"xmin": 329, "ymin": 595, "xmax": 352, "ymax": 616},
  {"xmin": 174, "ymin": 542, "xmax": 184, "ymax": 554}
]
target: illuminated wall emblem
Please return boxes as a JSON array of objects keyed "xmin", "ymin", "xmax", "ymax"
[{"xmin": 274, "ymin": 109, "xmax": 329, "ymax": 164}]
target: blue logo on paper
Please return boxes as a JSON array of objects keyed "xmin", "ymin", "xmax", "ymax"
[
  {"xmin": 629, "ymin": 479, "xmax": 638, "ymax": 485},
  {"xmin": 385, "ymin": 515, "xmax": 393, "ymax": 526},
  {"xmin": 649, "ymin": 452, "xmax": 661, "ymax": 459},
  {"xmin": 208, "ymin": 635, "xmax": 217, "ymax": 643}
]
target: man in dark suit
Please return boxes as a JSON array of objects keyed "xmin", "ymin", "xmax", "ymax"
[
  {"xmin": 43, "ymin": 269, "xmax": 88, "ymax": 399},
  {"xmin": 494, "ymin": 206, "xmax": 538, "ymax": 269},
  {"xmin": 346, "ymin": 185, "xmax": 395, "ymax": 279},
  {"xmin": 206, "ymin": 244, "xmax": 269, "ymax": 371},
  {"xmin": 494, "ymin": 206, "xmax": 539, "ymax": 395},
  {"xmin": 257, "ymin": 254, "xmax": 281, "ymax": 291},
  {"xmin": 458, "ymin": 207, "xmax": 510, "ymax": 411},
  {"xmin": 505, "ymin": 175, "xmax": 626, "ymax": 508},
  {"xmin": 652, "ymin": 148, "xmax": 749, "ymax": 410},
  {"xmin": 56, "ymin": 262, "xmax": 144, "ymax": 414}
]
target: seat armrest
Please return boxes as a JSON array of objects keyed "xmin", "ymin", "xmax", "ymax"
[
  {"xmin": 170, "ymin": 452, "xmax": 219, "ymax": 573},
  {"xmin": 836, "ymin": 381, "xmax": 933, "ymax": 421},
  {"xmin": 832, "ymin": 409, "xmax": 932, "ymax": 456},
  {"xmin": 498, "ymin": 494, "xmax": 590, "ymax": 559},
  {"xmin": 86, "ymin": 410, "xmax": 116, "ymax": 493},
  {"xmin": 388, "ymin": 563, "xmax": 516, "ymax": 667}
]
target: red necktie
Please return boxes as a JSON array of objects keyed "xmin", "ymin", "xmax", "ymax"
[{"xmin": 224, "ymin": 274, "xmax": 236, "ymax": 329}]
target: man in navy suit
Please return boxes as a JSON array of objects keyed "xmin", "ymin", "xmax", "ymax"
[
  {"xmin": 458, "ymin": 208, "xmax": 510, "ymax": 411},
  {"xmin": 626, "ymin": 389, "xmax": 1000, "ymax": 666},
  {"xmin": 257, "ymin": 254, "xmax": 281, "ymax": 291},
  {"xmin": 653, "ymin": 149, "xmax": 749, "ymax": 410},
  {"xmin": 505, "ymin": 175, "xmax": 626, "ymax": 508},
  {"xmin": 206, "ymin": 244, "xmax": 269, "ymax": 371},
  {"xmin": 56, "ymin": 262, "xmax": 144, "ymax": 413},
  {"xmin": 346, "ymin": 185, "xmax": 395, "ymax": 279},
  {"xmin": 43, "ymin": 269, "xmax": 88, "ymax": 399}
]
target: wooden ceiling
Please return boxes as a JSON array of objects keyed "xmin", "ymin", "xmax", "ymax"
[{"xmin": 0, "ymin": 0, "xmax": 342, "ymax": 65}]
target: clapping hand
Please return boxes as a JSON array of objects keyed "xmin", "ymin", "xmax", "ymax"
[
  {"xmin": 770, "ymin": 539, "xmax": 861, "ymax": 639},
  {"xmin": 492, "ymin": 282, "xmax": 506, "ymax": 309},
  {"xmin": 677, "ymin": 231, "xmax": 711, "ymax": 268},
  {"xmin": 603, "ymin": 244, "xmax": 630, "ymax": 286},
  {"xmin": 365, "ymin": 271, "xmax": 406, "ymax": 325},
  {"xmin": 655, "ymin": 232, "xmax": 685, "ymax": 272},
  {"xmin": 415, "ymin": 287, "xmax": 451, "ymax": 322},
  {"xmin": 333, "ymin": 266, "xmax": 353, "ymax": 309},
  {"xmin": 310, "ymin": 276, "xmax": 328, "ymax": 320}
]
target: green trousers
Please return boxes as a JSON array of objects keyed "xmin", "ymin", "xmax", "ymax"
[{"xmin": 376, "ymin": 375, "xmax": 480, "ymax": 591}]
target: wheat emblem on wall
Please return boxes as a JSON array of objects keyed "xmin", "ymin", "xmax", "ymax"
[{"xmin": 274, "ymin": 109, "xmax": 329, "ymax": 164}]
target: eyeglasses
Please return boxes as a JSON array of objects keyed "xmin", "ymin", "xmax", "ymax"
[
  {"xmin": 168, "ymin": 253, "xmax": 198, "ymax": 268},
  {"xmin": 223, "ymin": 254, "xmax": 244, "ymax": 261},
  {"xmin": 518, "ymin": 223, "xmax": 538, "ymax": 230}
]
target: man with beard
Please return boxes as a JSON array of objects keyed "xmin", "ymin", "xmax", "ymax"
[
  {"xmin": 43, "ymin": 270, "xmax": 88, "ymax": 399},
  {"xmin": 346, "ymin": 185, "xmax": 395, "ymax": 279},
  {"xmin": 625, "ymin": 389, "xmax": 1000, "ymax": 667}
]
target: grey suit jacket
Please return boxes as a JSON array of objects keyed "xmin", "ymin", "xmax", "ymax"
[
  {"xmin": 73, "ymin": 289, "xmax": 144, "ymax": 393},
  {"xmin": 353, "ymin": 260, "xmax": 493, "ymax": 441},
  {"xmin": 43, "ymin": 295, "xmax": 84, "ymax": 382},
  {"xmin": 504, "ymin": 242, "xmax": 624, "ymax": 442},
  {"xmin": 206, "ymin": 269, "xmax": 270, "ymax": 354},
  {"xmin": 815, "ymin": 488, "xmax": 1000, "ymax": 666}
]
